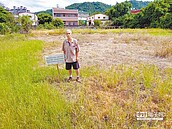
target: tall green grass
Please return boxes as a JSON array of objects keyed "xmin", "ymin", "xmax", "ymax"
[
  {"xmin": 31, "ymin": 28, "xmax": 172, "ymax": 36},
  {"xmin": 0, "ymin": 34, "xmax": 71, "ymax": 128}
]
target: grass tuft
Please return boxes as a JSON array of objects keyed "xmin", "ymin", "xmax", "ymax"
[{"xmin": 155, "ymin": 41, "xmax": 172, "ymax": 58}]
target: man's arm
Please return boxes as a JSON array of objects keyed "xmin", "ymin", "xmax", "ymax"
[
  {"xmin": 76, "ymin": 51, "xmax": 79, "ymax": 62},
  {"xmin": 75, "ymin": 40, "xmax": 80, "ymax": 62},
  {"xmin": 62, "ymin": 41, "xmax": 66, "ymax": 61}
]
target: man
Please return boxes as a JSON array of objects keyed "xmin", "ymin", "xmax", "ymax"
[{"xmin": 62, "ymin": 29, "xmax": 80, "ymax": 82}]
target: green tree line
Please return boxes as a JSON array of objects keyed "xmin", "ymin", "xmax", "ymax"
[
  {"xmin": 36, "ymin": 13, "xmax": 64, "ymax": 29},
  {"xmin": 105, "ymin": 0, "xmax": 172, "ymax": 29},
  {"xmin": 1, "ymin": 0, "xmax": 172, "ymax": 35},
  {"xmin": 0, "ymin": 6, "xmax": 64, "ymax": 34}
]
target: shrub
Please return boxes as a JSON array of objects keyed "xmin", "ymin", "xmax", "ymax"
[
  {"xmin": 0, "ymin": 23, "xmax": 10, "ymax": 34},
  {"xmin": 52, "ymin": 18, "xmax": 64, "ymax": 28},
  {"xmin": 160, "ymin": 13, "xmax": 172, "ymax": 29},
  {"xmin": 43, "ymin": 22, "xmax": 56, "ymax": 29},
  {"xmin": 94, "ymin": 20, "xmax": 102, "ymax": 27},
  {"xmin": 18, "ymin": 16, "xmax": 32, "ymax": 33}
]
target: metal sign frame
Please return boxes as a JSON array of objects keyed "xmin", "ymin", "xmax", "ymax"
[{"xmin": 44, "ymin": 54, "xmax": 65, "ymax": 78}]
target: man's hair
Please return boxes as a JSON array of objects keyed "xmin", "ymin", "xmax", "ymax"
[{"xmin": 66, "ymin": 29, "xmax": 72, "ymax": 34}]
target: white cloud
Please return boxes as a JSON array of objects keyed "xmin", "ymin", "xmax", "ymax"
[
  {"xmin": 0, "ymin": 0, "xmax": 71, "ymax": 12},
  {"xmin": 0, "ymin": 0, "xmax": 152, "ymax": 12}
]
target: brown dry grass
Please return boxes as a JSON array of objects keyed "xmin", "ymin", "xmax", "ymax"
[
  {"xmin": 32, "ymin": 32, "xmax": 172, "ymax": 69},
  {"xmin": 30, "ymin": 31, "xmax": 172, "ymax": 128},
  {"xmin": 155, "ymin": 41, "xmax": 172, "ymax": 58}
]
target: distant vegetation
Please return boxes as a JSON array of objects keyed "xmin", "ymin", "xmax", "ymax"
[
  {"xmin": 0, "ymin": 6, "xmax": 64, "ymax": 34},
  {"xmin": 35, "ymin": 9, "xmax": 52, "ymax": 16},
  {"xmin": 0, "ymin": 1, "xmax": 172, "ymax": 34},
  {"xmin": 35, "ymin": 1, "xmax": 150, "ymax": 15},
  {"xmin": 129, "ymin": 0, "xmax": 150, "ymax": 9},
  {"xmin": 37, "ymin": 13, "xmax": 64, "ymax": 29},
  {"xmin": 66, "ymin": 2, "xmax": 111, "ymax": 15},
  {"xmin": 105, "ymin": 1, "xmax": 172, "ymax": 29},
  {"xmin": 0, "ymin": 6, "xmax": 22, "ymax": 34}
]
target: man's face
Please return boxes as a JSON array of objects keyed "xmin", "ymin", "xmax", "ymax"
[{"xmin": 66, "ymin": 32, "xmax": 71, "ymax": 38}]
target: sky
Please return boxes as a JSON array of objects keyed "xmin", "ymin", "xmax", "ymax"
[{"xmin": 0, "ymin": 0, "xmax": 152, "ymax": 12}]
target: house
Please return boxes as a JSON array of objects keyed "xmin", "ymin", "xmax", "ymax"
[
  {"xmin": 78, "ymin": 11, "xmax": 89, "ymax": 25},
  {"xmin": 18, "ymin": 12, "xmax": 38, "ymax": 26},
  {"xmin": 52, "ymin": 7, "xmax": 78, "ymax": 26},
  {"xmin": 6, "ymin": 6, "xmax": 30, "ymax": 15},
  {"xmin": 87, "ymin": 14, "xmax": 109, "ymax": 26},
  {"xmin": 130, "ymin": 9, "xmax": 140, "ymax": 14},
  {"xmin": 5, "ymin": 6, "xmax": 38, "ymax": 26}
]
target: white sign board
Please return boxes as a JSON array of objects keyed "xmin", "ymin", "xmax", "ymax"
[{"xmin": 45, "ymin": 54, "xmax": 65, "ymax": 65}]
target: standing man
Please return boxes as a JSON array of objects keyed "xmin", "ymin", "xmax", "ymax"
[{"xmin": 62, "ymin": 29, "xmax": 80, "ymax": 82}]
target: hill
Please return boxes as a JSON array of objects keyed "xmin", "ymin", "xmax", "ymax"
[
  {"xmin": 129, "ymin": 0, "xmax": 150, "ymax": 9},
  {"xmin": 66, "ymin": 2, "xmax": 111, "ymax": 15},
  {"xmin": 35, "ymin": 9, "xmax": 52, "ymax": 16},
  {"xmin": 35, "ymin": 1, "xmax": 150, "ymax": 16}
]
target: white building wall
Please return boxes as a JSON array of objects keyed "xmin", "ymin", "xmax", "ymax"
[
  {"xmin": 94, "ymin": 14, "xmax": 109, "ymax": 20},
  {"xmin": 87, "ymin": 14, "xmax": 109, "ymax": 26},
  {"xmin": 19, "ymin": 13, "xmax": 38, "ymax": 26}
]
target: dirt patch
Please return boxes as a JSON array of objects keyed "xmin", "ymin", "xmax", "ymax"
[{"xmin": 32, "ymin": 33, "xmax": 172, "ymax": 69}]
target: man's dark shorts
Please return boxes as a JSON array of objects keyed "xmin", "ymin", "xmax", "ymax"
[{"xmin": 66, "ymin": 62, "xmax": 80, "ymax": 70}]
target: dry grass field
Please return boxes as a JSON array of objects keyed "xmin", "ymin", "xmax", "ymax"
[
  {"xmin": 30, "ymin": 29, "xmax": 172, "ymax": 128},
  {"xmin": 32, "ymin": 30, "xmax": 172, "ymax": 69},
  {"xmin": 1, "ymin": 29, "xmax": 171, "ymax": 128}
]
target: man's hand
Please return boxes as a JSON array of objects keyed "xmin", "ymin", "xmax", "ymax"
[
  {"xmin": 64, "ymin": 54, "xmax": 66, "ymax": 62},
  {"xmin": 76, "ymin": 57, "xmax": 79, "ymax": 62}
]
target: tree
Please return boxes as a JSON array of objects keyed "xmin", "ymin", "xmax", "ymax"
[
  {"xmin": 18, "ymin": 16, "xmax": 32, "ymax": 33},
  {"xmin": 94, "ymin": 20, "xmax": 102, "ymax": 27},
  {"xmin": 105, "ymin": 1, "xmax": 132, "ymax": 26},
  {"xmin": 0, "ymin": 6, "xmax": 16, "ymax": 34},
  {"xmin": 122, "ymin": 14, "xmax": 134, "ymax": 28},
  {"xmin": 0, "ymin": 23, "xmax": 10, "ymax": 34},
  {"xmin": 126, "ymin": 0, "xmax": 171, "ymax": 28},
  {"xmin": 37, "ymin": 13, "xmax": 52, "ymax": 24},
  {"xmin": 0, "ymin": 6, "xmax": 15, "ymax": 24},
  {"xmin": 160, "ymin": 13, "xmax": 172, "ymax": 29},
  {"xmin": 141, "ymin": 1, "xmax": 169, "ymax": 28},
  {"xmin": 129, "ymin": 11, "xmax": 145, "ymax": 28},
  {"xmin": 43, "ymin": 22, "xmax": 55, "ymax": 29},
  {"xmin": 106, "ymin": 1, "xmax": 132, "ymax": 20},
  {"xmin": 52, "ymin": 18, "xmax": 64, "ymax": 28},
  {"xmin": 79, "ymin": 20, "xmax": 87, "ymax": 26}
]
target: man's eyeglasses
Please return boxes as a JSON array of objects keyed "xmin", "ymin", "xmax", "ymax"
[{"xmin": 66, "ymin": 33, "xmax": 71, "ymax": 34}]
